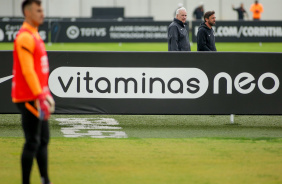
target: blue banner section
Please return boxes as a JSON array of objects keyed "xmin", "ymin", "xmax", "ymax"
[{"xmin": 0, "ymin": 51, "xmax": 281, "ymax": 114}]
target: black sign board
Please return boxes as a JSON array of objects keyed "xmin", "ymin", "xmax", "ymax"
[
  {"xmin": 192, "ymin": 21, "xmax": 282, "ymax": 42},
  {"xmin": 0, "ymin": 21, "xmax": 49, "ymax": 42},
  {"xmin": 51, "ymin": 21, "xmax": 174, "ymax": 42},
  {"xmin": 1, "ymin": 51, "xmax": 281, "ymax": 115}
]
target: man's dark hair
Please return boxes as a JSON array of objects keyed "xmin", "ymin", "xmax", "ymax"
[
  {"xmin": 204, "ymin": 11, "xmax": 215, "ymax": 22},
  {"xmin": 22, "ymin": 0, "xmax": 41, "ymax": 16}
]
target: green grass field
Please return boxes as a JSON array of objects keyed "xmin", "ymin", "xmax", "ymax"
[
  {"xmin": 0, "ymin": 42, "xmax": 281, "ymax": 184},
  {"xmin": 1, "ymin": 114, "xmax": 282, "ymax": 184},
  {"xmin": 0, "ymin": 42, "xmax": 282, "ymax": 52}
]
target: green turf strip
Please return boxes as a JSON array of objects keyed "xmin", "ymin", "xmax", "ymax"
[
  {"xmin": 0, "ymin": 42, "xmax": 282, "ymax": 52},
  {"xmin": 1, "ymin": 114, "xmax": 282, "ymax": 138},
  {"xmin": 1, "ymin": 137, "xmax": 281, "ymax": 184},
  {"xmin": 1, "ymin": 114, "xmax": 281, "ymax": 184}
]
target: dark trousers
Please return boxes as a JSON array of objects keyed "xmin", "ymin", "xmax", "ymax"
[{"xmin": 16, "ymin": 101, "xmax": 50, "ymax": 184}]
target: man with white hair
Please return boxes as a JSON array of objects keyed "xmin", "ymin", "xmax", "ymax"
[
  {"xmin": 173, "ymin": 3, "xmax": 183, "ymax": 17},
  {"xmin": 168, "ymin": 7, "xmax": 191, "ymax": 51}
]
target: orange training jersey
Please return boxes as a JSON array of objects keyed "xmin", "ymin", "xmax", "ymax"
[
  {"xmin": 250, "ymin": 3, "xmax": 263, "ymax": 19},
  {"xmin": 12, "ymin": 22, "xmax": 50, "ymax": 103}
]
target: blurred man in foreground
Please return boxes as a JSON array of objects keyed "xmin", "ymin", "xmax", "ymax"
[
  {"xmin": 12, "ymin": 0, "xmax": 54, "ymax": 183},
  {"xmin": 197, "ymin": 11, "xmax": 217, "ymax": 51},
  {"xmin": 168, "ymin": 7, "xmax": 191, "ymax": 51}
]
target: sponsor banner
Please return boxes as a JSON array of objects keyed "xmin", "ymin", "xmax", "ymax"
[
  {"xmin": 192, "ymin": 21, "xmax": 282, "ymax": 42},
  {"xmin": 0, "ymin": 51, "xmax": 281, "ymax": 114},
  {"xmin": 0, "ymin": 21, "xmax": 49, "ymax": 42},
  {"xmin": 49, "ymin": 67, "xmax": 209, "ymax": 99},
  {"xmin": 51, "ymin": 21, "xmax": 173, "ymax": 42}
]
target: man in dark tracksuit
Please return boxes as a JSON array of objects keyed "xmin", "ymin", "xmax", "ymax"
[
  {"xmin": 197, "ymin": 11, "xmax": 217, "ymax": 51},
  {"xmin": 168, "ymin": 7, "xmax": 191, "ymax": 51},
  {"xmin": 232, "ymin": 3, "xmax": 248, "ymax": 20},
  {"xmin": 193, "ymin": 4, "xmax": 204, "ymax": 20}
]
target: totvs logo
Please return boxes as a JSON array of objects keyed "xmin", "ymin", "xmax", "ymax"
[
  {"xmin": 49, "ymin": 67, "xmax": 209, "ymax": 99},
  {"xmin": 66, "ymin": 26, "xmax": 106, "ymax": 39}
]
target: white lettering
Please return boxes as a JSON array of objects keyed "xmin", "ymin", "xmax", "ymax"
[
  {"xmin": 213, "ymin": 72, "xmax": 232, "ymax": 94},
  {"xmin": 56, "ymin": 118, "xmax": 128, "ymax": 138},
  {"xmin": 234, "ymin": 73, "xmax": 256, "ymax": 94},
  {"xmin": 49, "ymin": 67, "xmax": 209, "ymax": 99},
  {"xmin": 258, "ymin": 73, "xmax": 280, "ymax": 94}
]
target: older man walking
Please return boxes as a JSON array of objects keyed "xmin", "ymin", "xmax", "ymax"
[{"xmin": 168, "ymin": 7, "xmax": 191, "ymax": 51}]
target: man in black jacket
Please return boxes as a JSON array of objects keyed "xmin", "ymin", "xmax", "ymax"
[
  {"xmin": 193, "ymin": 2, "xmax": 204, "ymax": 20},
  {"xmin": 197, "ymin": 11, "xmax": 217, "ymax": 51},
  {"xmin": 168, "ymin": 7, "xmax": 191, "ymax": 51},
  {"xmin": 232, "ymin": 3, "xmax": 248, "ymax": 20}
]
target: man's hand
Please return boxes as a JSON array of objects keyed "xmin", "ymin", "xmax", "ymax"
[{"xmin": 37, "ymin": 94, "xmax": 50, "ymax": 120}]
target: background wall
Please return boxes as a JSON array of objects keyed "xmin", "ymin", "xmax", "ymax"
[{"xmin": 0, "ymin": 0, "xmax": 281, "ymax": 21}]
